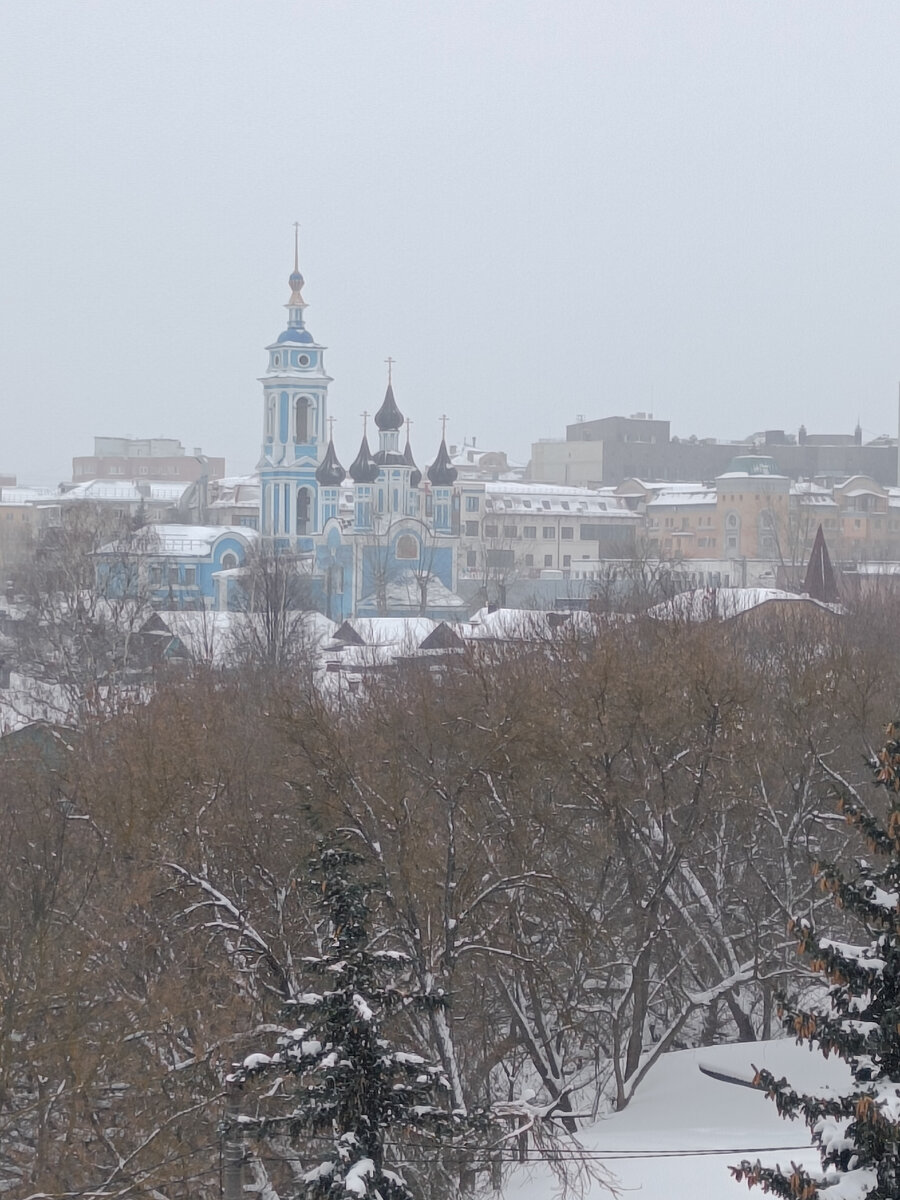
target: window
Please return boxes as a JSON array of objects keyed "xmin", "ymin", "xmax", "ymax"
[
  {"xmin": 542, "ymin": 526, "xmax": 555, "ymax": 539},
  {"xmin": 544, "ymin": 554, "xmax": 553, "ymax": 567},
  {"xmin": 466, "ymin": 550, "xmax": 477, "ymax": 567},
  {"xmin": 503, "ymin": 525, "xmax": 517, "ymax": 539},
  {"xmin": 541, "ymin": 500, "xmax": 551, "ymax": 510},
  {"xmin": 465, "ymin": 496, "xmax": 479, "ymax": 512},
  {"xmin": 168, "ymin": 565, "xmax": 179, "ymax": 585},
  {"xmin": 149, "ymin": 564, "xmax": 162, "ymax": 585},
  {"xmin": 523, "ymin": 525, "xmax": 537, "ymax": 539},
  {"xmin": 294, "ymin": 396, "xmax": 311, "ymax": 442},
  {"xmin": 525, "ymin": 554, "xmax": 534, "ymax": 566},
  {"xmin": 560, "ymin": 526, "xmax": 574, "ymax": 540},
  {"xmin": 484, "ymin": 523, "xmax": 499, "ymax": 538},
  {"xmin": 297, "ymin": 487, "xmax": 311, "ymax": 534},
  {"xmin": 562, "ymin": 554, "xmax": 571, "ymax": 567},
  {"xmin": 465, "ymin": 520, "xmax": 479, "ymax": 537},
  {"xmin": 184, "ymin": 566, "xmax": 196, "ymax": 586},
  {"xmin": 579, "ymin": 524, "xmax": 604, "ymax": 540},
  {"xmin": 395, "ymin": 534, "xmax": 418, "ymax": 559},
  {"xmin": 221, "ymin": 552, "xmax": 238, "ymax": 570}
]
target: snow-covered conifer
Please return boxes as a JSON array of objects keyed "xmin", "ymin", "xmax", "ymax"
[
  {"xmin": 227, "ymin": 839, "xmax": 493, "ymax": 1200},
  {"xmin": 732, "ymin": 722, "xmax": 900, "ymax": 1199}
]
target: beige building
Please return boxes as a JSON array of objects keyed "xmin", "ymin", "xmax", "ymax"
[
  {"xmin": 0, "ymin": 487, "xmax": 60, "ymax": 572},
  {"xmin": 73, "ymin": 437, "xmax": 225, "ymax": 484},
  {"xmin": 528, "ymin": 439, "xmax": 604, "ymax": 488}
]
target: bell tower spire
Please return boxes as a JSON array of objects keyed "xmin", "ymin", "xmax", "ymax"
[
  {"xmin": 258, "ymin": 226, "xmax": 333, "ymax": 547},
  {"xmin": 286, "ymin": 221, "xmax": 308, "ymax": 330}
]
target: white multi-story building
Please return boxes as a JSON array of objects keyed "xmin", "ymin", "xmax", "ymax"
[{"xmin": 455, "ymin": 480, "xmax": 640, "ymax": 583}]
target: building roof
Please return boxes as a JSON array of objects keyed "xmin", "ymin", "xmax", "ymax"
[
  {"xmin": 648, "ymin": 587, "xmax": 842, "ymax": 622},
  {"xmin": 98, "ymin": 524, "xmax": 257, "ymax": 558},
  {"xmin": 374, "ymin": 382, "xmax": 404, "ymax": 431},
  {"xmin": 62, "ymin": 479, "xmax": 191, "ymax": 503},
  {"xmin": 426, "ymin": 438, "xmax": 458, "ymax": 487},
  {"xmin": 646, "ymin": 488, "xmax": 716, "ymax": 509},
  {"xmin": 484, "ymin": 482, "xmax": 638, "ymax": 519}
]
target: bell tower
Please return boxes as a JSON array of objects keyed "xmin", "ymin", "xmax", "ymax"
[{"xmin": 258, "ymin": 226, "xmax": 333, "ymax": 548}]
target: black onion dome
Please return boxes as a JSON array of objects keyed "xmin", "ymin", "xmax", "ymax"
[
  {"xmin": 349, "ymin": 434, "xmax": 379, "ymax": 484},
  {"xmin": 372, "ymin": 448, "xmax": 406, "ymax": 466},
  {"xmin": 316, "ymin": 438, "xmax": 346, "ymax": 486},
  {"xmin": 374, "ymin": 382, "xmax": 404, "ymax": 431},
  {"xmin": 427, "ymin": 437, "xmax": 458, "ymax": 486},
  {"xmin": 404, "ymin": 437, "xmax": 422, "ymax": 488}
]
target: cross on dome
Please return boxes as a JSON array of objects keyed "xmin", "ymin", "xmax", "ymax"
[{"xmin": 288, "ymin": 222, "xmax": 305, "ymax": 300}]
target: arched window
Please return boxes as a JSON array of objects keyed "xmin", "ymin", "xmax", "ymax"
[
  {"xmin": 266, "ymin": 398, "xmax": 275, "ymax": 439},
  {"xmin": 396, "ymin": 534, "xmax": 419, "ymax": 560},
  {"xmin": 295, "ymin": 396, "xmax": 311, "ymax": 442},
  {"xmin": 297, "ymin": 487, "xmax": 311, "ymax": 535},
  {"xmin": 221, "ymin": 552, "xmax": 238, "ymax": 571}
]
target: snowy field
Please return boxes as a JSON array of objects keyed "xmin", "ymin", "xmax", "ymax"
[{"xmin": 504, "ymin": 1039, "xmax": 850, "ymax": 1200}]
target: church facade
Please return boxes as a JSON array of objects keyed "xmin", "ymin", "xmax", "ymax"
[{"xmin": 236, "ymin": 241, "xmax": 463, "ymax": 621}]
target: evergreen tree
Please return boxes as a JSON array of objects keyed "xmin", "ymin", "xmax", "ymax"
[
  {"xmin": 227, "ymin": 839, "xmax": 493, "ymax": 1200},
  {"xmin": 732, "ymin": 722, "xmax": 900, "ymax": 1199}
]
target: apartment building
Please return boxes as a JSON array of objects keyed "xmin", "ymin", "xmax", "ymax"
[{"xmin": 456, "ymin": 480, "xmax": 640, "ymax": 581}]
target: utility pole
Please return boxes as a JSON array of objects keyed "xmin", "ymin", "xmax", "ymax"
[{"xmin": 222, "ymin": 1084, "xmax": 244, "ymax": 1200}]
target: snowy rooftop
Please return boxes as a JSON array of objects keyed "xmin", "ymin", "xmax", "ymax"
[
  {"xmin": 152, "ymin": 610, "xmax": 335, "ymax": 666},
  {"xmin": 208, "ymin": 475, "xmax": 260, "ymax": 507},
  {"xmin": 0, "ymin": 485, "xmax": 60, "ymax": 504},
  {"xmin": 646, "ymin": 488, "xmax": 716, "ymax": 508},
  {"xmin": 467, "ymin": 606, "xmax": 597, "ymax": 640},
  {"xmin": 62, "ymin": 479, "xmax": 191, "ymax": 502},
  {"xmin": 648, "ymin": 587, "xmax": 842, "ymax": 622},
  {"xmin": 485, "ymin": 482, "xmax": 637, "ymax": 518},
  {"xmin": 99, "ymin": 524, "xmax": 258, "ymax": 558}
]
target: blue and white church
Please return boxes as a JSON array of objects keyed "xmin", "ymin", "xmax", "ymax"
[
  {"xmin": 98, "ymin": 240, "xmax": 465, "ymax": 619},
  {"xmin": 252, "ymin": 240, "xmax": 462, "ymax": 621}
]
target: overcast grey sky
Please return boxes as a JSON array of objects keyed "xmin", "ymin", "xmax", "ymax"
[{"xmin": 3, "ymin": 1, "xmax": 900, "ymax": 484}]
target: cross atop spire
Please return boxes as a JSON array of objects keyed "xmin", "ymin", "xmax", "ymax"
[
  {"xmin": 385, "ymin": 356, "xmax": 395, "ymax": 385},
  {"xmin": 440, "ymin": 414, "xmax": 449, "ymax": 438},
  {"xmin": 328, "ymin": 415, "xmax": 336, "ymax": 441},
  {"xmin": 287, "ymin": 222, "xmax": 306, "ymax": 314},
  {"xmin": 361, "ymin": 410, "xmax": 370, "ymax": 435}
]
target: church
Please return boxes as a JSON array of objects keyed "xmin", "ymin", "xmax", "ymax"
[{"xmin": 103, "ymin": 240, "xmax": 466, "ymax": 621}]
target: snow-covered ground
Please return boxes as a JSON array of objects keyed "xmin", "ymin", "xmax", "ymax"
[{"xmin": 504, "ymin": 1039, "xmax": 850, "ymax": 1200}]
